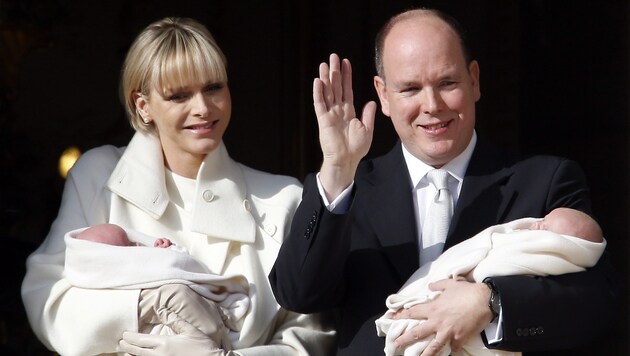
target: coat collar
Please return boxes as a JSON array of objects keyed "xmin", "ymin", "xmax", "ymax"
[
  {"xmin": 107, "ymin": 131, "xmax": 169, "ymax": 218},
  {"xmin": 106, "ymin": 132, "xmax": 256, "ymax": 243}
]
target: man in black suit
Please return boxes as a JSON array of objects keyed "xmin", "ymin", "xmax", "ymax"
[{"xmin": 269, "ymin": 8, "xmax": 619, "ymax": 356}]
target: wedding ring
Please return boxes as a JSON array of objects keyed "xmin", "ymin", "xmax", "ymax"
[
  {"xmin": 413, "ymin": 334, "xmax": 420, "ymax": 340},
  {"xmin": 432, "ymin": 338, "xmax": 446, "ymax": 347}
]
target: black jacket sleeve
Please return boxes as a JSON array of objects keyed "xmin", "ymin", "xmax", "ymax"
[{"xmin": 269, "ymin": 173, "xmax": 352, "ymax": 313}]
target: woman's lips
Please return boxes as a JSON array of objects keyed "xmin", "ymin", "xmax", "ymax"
[{"xmin": 185, "ymin": 120, "xmax": 218, "ymax": 134}]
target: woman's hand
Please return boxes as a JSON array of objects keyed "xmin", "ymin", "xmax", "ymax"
[
  {"xmin": 119, "ymin": 316, "xmax": 230, "ymax": 356},
  {"xmin": 314, "ymin": 53, "xmax": 376, "ymax": 201}
]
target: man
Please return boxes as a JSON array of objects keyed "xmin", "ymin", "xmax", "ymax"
[{"xmin": 269, "ymin": 8, "xmax": 618, "ymax": 356}]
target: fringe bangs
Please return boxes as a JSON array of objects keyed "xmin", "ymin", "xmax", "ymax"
[{"xmin": 152, "ymin": 31, "xmax": 227, "ymax": 95}]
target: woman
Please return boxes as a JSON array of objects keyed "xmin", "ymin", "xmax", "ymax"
[{"xmin": 21, "ymin": 17, "xmax": 333, "ymax": 356}]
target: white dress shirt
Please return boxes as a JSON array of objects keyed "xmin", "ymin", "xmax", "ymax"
[{"xmin": 401, "ymin": 133, "xmax": 475, "ymax": 266}]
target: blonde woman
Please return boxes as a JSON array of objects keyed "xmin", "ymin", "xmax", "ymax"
[{"xmin": 22, "ymin": 17, "xmax": 333, "ymax": 356}]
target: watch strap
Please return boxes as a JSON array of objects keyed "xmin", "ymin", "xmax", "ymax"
[{"xmin": 483, "ymin": 278, "xmax": 500, "ymax": 322}]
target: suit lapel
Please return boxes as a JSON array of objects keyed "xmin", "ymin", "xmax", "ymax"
[
  {"xmin": 357, "ymin": 139, "xmax": 518, "ymax": 280},
  {"xmin": 362, "ymin": 143, "xmax": 420, "ymax": 280},
  {"xmin": 447, "ymin": 140, "xmax": 516, "ymax": 248}
]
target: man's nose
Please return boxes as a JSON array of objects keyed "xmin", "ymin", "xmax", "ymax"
[{"xmin": 420, "ymin": 87, "xmax": 443, "ymax": 114}]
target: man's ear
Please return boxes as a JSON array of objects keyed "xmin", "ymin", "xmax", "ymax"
[
  {"xmin": 469, "ymin": 60, "xmax": 481, "ymax": 102},
  {"xmin": 373, "ymin": 76, "xmax": 390, "ymax": 116}
]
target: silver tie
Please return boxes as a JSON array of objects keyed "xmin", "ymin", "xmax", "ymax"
[{"xmin": 420, "ymin": 169, "xmax": 453, "ymax": 265}]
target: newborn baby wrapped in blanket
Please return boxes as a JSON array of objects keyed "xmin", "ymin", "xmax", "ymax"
[
  {"xmin": 375, "ymin": 216, "xmax": 606, "ymax": 356},
  {"xmin": 64, "ymin": 227, "xmax": 250, "ymax": 345}
]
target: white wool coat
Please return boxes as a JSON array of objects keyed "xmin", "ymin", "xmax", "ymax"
[{"xmin": 21, "ymin": 131, "xmax": 333, "ymax": 356}]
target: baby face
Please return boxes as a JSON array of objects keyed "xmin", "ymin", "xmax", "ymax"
[
  {"xmin": 528, "ymin": 208, "xmax": 603, "ymax": 243},
  {"xmin": 529, "ymin": 209, "xmax": 573, "ymax": 235}
]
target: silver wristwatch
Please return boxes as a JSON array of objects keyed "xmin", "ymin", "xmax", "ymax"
[{"xmin": 483, "ymin": 279, "xmax": 501, "ymax": 322}]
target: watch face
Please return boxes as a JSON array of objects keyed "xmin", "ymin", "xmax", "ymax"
[
  {"xmin": 490, "ymin": 291, "xmax": 501, "ymax": 314},
  {"xmin": 484, "ymin": 280, "xmax": 500, "ymax": 317}
]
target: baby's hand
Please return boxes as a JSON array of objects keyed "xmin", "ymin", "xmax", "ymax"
[{"xmin": 154, "ymin": 238, "xmax": 173, "ymax": 248}]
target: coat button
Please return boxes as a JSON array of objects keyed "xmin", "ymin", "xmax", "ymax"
[
  {"xmin": 264, "ymin": 224, "xmax": 277, "ymax": 236},
  {"xmin": 536, "ymin": 326, "xmax": 544, "ymax": 335},
  {"xmin": 202, "ymin": 189, "xmax": 215, "ymax": 202},
  {"xmin": 529, "ymin": 327, "xmax": 537, "ymax": 336},
  {"xmin": 242, "ymin": 199, "xmax": 251, "ymax": 211}
]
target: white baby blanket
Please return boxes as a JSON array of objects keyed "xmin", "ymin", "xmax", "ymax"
[
  {"xmin": 64, "ymin": 227, "xmax": 250, "ymax": 339},
  {"xmin": 375, "ymin": 217, "xmax": 606, "ymax": 356}
]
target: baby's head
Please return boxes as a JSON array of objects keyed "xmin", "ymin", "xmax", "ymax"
[
  {"xmin": 77, "ymin": 224, "xmax": 135, "ymax": 246},
  {"xmin": 529, "ymin": 208, "xmax": 603, "ymax": 242}
]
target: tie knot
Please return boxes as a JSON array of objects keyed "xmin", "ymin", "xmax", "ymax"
[{"xmin": 426, "ymin": 169, "xmax": 450, "ymax": 191}]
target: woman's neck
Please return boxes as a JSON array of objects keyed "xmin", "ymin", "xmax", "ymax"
[{"xmin": 163, "ymin": 152, "xmax": 204, "ymax": 179}]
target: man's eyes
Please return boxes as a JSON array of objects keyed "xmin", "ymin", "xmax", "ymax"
[
  {"xmin": 439, "ymin": 80, "xmax": 458, "ymax": 89},
  {"xmin": 399, "ymin": 81, "xmax": 456, "ymax": 94},
  {"xmin": 400, "ymin": 86, "xmax": 420, "ymax": 93}
]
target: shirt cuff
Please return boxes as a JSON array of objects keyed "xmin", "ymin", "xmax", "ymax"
[
  {"xmin": 484, "ymin": 309, "xmax": 504, "ymax": 344},
  {"xmin": 316, "ymin": 172, "xmax": 353, "ymax": 214}
]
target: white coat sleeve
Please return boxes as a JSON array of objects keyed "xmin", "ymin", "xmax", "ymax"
[
  {"xmin": 235, "ymin": 309, "xmax": 336, "ymax": 356},
  {"xmin": 21, "ymin": 148, "xmax": 140, "ymax": 356}
]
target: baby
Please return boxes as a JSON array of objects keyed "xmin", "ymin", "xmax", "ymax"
[
  {"xmin": 527, "ymin": 207, "xmax": 602, "ymax": 242},
  {"xmin": 376, "ymin": 208, "xmax": 606, "ymax": 356},
  {"xmin": 77, "ymin": 223, "xmax": 173, "ymax": 248},
  {"xmin": 67, "ymin": 223, "xmax": 251, "ymax": 350}
]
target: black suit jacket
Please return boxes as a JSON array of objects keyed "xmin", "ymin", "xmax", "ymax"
[{"xmin": 270, "ymin": 140, "xmax": 620, "ymax": 355}]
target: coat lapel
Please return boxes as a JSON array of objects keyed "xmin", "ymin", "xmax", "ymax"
[
  {"xmin": 357, "ymin": 139, "xmax": 517, "ymax": 281},
  {"xmin": 447, "ymin": 140, "xmax": 516, "ymax": 248},
  {"xmin": 363, "ymin": 143, "xmax": 420, "ymax": 280},
  {"xmin": 107, "ymin": 133, "xmax": 257, "ymax": 245},
  {"xmin": 192, "ymin": 143, "xmax": 256, "ymax": 243}
]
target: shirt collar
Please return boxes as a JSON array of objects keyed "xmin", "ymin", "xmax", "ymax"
[{"xmin": 402, "ymin": 130, "xmax": 477, "ymax": 189}]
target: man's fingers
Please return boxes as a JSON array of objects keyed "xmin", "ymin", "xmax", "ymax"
[
  {"xmin": 318, "ymin": 62, "xmax": 332, "ymax": 107},
  {"xmin": 392, "ymin": 303, "xmax": 427, "ymax": 320},
  {"xmin": 394, "ymin": 321, "xmax": 435, "ymax": 348},
  {"xmin": 420, "ymin": 337, "xmax": 447, "ymax": 356},
  {"xmin": 328, "ymin": 53, "xmax": 341, "ymax": 75},
  {"xmin": 360, "ymin": 101, "xmax": 377, "ymax": 131},
  {"xmin": 313, "ymin": 79, "xmax": 329, "ymax": 118},
  {"xmin": 330, "ymin": 64, "xmax": 343, "ymax": 106},
  {"xmin": 341, "ymin": 58, "xmax": 353, "ymax": 103},
  {"xmin": 428, "ymin": 278, "xmax": 451, "ymax": 291}
]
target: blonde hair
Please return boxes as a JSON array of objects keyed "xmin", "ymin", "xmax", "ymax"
[{"xmin": 121, "ymin": 17, "xmax": 228, "ymax": 131}]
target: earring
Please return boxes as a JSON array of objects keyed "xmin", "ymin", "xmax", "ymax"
[{"xmin": 141, "ymin": 116, "xmax": 150, "ymax": 125}]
